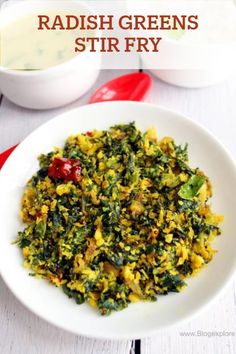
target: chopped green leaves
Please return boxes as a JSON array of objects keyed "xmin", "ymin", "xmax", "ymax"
[
  {"xmin": 178, "ymin": 175, "xmax": 205, "ymax": 200},
  {"xmin": 16, "ymin": 123, "xmax": 222, "ymax": 316},
  {"xmin": 35, "ymin": 220, "xmax": 47, "ymax": 237},
  {"xmin": 62, "ymin": 285, "xmax": 85, "ymax": 305},
  {"xmin": 161, "ymin": 273, "xmax": 185, "ymax": 292}
]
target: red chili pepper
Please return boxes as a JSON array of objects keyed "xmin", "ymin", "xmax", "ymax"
[
  {"xmin": 86, "ymin": 131, "xmax": 93, "ymax": 137},
  {"xmin": 36, "ymin": 211, "xmax": 43, "ymax": 218},
  {"xmin": 48, "ymin": 157, "xmax": 81, "ymax": 182}
]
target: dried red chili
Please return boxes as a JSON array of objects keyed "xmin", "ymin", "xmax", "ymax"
[
  {"xmin": 48, "ymin": 157, "xmax": 81, "ymax": 182},
  {"xmin": 86, "ymin": 131, "xmax": 93, "ymax": 137}
]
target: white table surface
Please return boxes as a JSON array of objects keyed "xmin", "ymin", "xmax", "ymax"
[{"xmin": 0, "ymin": 69, "xmax": 236, "ymax": 354}]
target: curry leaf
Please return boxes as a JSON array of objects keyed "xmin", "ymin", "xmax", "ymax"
[
  {"xmin": 35, "ymin": 220, "xmax": 47, "ymax": 237},
  {"xmin": 178, "ymin": 175, "xmax": 205, "ymax": 200}
]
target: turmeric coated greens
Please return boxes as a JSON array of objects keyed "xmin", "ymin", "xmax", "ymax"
[{"xmin": 16, "ymin": 122, "xmax": 223, "ymax": 315}]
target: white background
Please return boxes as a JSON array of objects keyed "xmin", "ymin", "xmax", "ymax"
[{"xmin": 0, "ymin": 69, "xmax": 236, "ymax": 353}]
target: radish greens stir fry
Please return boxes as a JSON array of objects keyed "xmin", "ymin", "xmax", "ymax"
[{"xmin": 16, "ymin": 122, "xmax": 223, "ymax": 315}]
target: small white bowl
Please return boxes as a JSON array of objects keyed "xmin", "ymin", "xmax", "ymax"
[
  {"xmin": 148, "ymin": 42, "xmax": 236, "ymax": 88},
  {"xmin": 0, "ymin": 1, "xmax": 101, "ymax": 109},
  {"xmin": 126, "ymin": 0, "xmax": 236, "ymax": 88},
  {"xmin": 149, "ymin": 4, "xmax": 236, "ymax": 88}
]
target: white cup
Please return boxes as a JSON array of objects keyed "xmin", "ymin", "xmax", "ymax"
[{"xmin": 0, "ymin": 1, "xmax": 101, "ymax": 109}]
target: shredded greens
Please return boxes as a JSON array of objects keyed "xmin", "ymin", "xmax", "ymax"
[
  {"xmin": 15, "ymin": 122, "xmax": 223, "ymax": 315},
  {"xmin": 178, "ymin": 175, "xmax": 206, "ymax": 200}
]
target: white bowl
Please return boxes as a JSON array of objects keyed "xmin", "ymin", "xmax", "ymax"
[
  {"xmin": 148, "ymin": 46, "xmax": 236, "ymax": 89},
  {"xmin": 0, "ymin": 102, "xmax": 236, "ymax": 339},
  {"xmin": 0, "ymin": 1, "xmax": 101, "ymax": 109},
  {"xmin": 149, "ymin": 68, "xmax": 236, "ymax": 89},
  {"xmin": 149, "ymin": 9, "xmax": 236, "ymax": 88},
  {"xmin": 126, "ymin": 0, "xmax": 236, "ymax": 88}
]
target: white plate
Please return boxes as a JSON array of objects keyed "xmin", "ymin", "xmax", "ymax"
[{"xmin": 0, "ymin": 101, "xmax": 236, "ymax": 340}]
